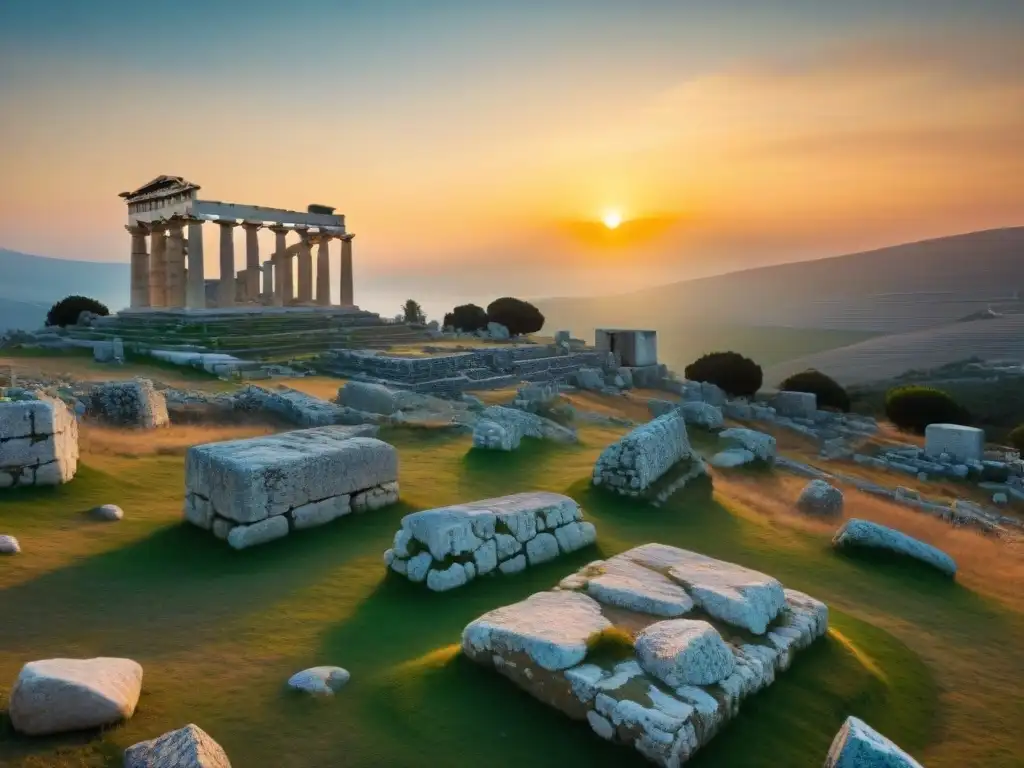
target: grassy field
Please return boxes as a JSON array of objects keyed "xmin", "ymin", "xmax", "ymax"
[{"xmin": 1, "ymin": 414, "xmax": 1023, "ymax": 767}]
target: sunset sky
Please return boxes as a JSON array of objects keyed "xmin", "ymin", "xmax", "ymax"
[{"xmin": 1, "ymin": 0, "xmax": 1022, "ymax": 318}]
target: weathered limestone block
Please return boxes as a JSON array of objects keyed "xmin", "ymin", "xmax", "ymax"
[
  {"xmin": 234, "ymin": 385, "xmax": 353, "ymax": 427},
  {"xmin": 593, "ymin": 411, "xmax": 695, "ymax": 496},
  {"xmin": 463, "ymin": 543, "xmax": 828, "ymax": 767},
  {"xmin": 796, "ymin": 479, "xmax": 844, "ymax": 516},
  {"xmin": 124, "ymin": 723, "xmax": 232, "ymax": 768},
  {"xmin": 185, "ymin": 426, "xmax": 398, "ymax": 548},
  {"xmin": 9, "ymin": 657, "xmax": 143, "ymax": 736},
  {"xmin": 336, "ymin": 381, "xmax": 430, "ymax": 415},
  {"xmin": 709, "ymin": 448, "xmax": 756, "ymax": 468},
  {"xmin": 772, "ymin": 390, "xmax": 817, "ymax": 419},
  {"xmin": 384, "ymin": 492, "xmax": 596, "ymax": 591},
  {"xmin": 833, "ymin": 519, "xmax": 957, "ymax": 577},
  {"xmin": 0, "ymin": 392, "xmax": 78, "ymax": 488},
  {"xmin": 924, "ymin": 423, "xmax": 984, "ymax": 464},
  {"xmin": 679, "ymin": 401, "xmax": 724, "ymax": 431},
  {"xmin": 720, "ymin": 427, "xmax": 776, "ymax": 464},
  {"xmin": 0, "ymin": 534, "xmax": 21, "ymax": 554},
  {"xmin": 825, "ymin": 716, "xmax": 924, "ymax": 768},
  {"xmin": 471, "ymin": 405, "xmax": 576, "ymax": 451},
  {"xmin": 90, "ymin": 378, "xmax": 169, "ymax": 428}
]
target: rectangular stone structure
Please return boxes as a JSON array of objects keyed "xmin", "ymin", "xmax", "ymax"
[
  {"xmin": 924, "ymin": 423, "xmax": 985, "ymax": 463},
  {"xmin": 0, "ymin": 392, "xmax": 79, "ymax": 488},
  {"xmin": 593, "ymin": 411, "xmax": 695, "ymax": 496},
  {"xmin": 184, "ymin": 426, "xmax": 397, "ymax": 549},
  {"xmin": 462, "ymin": 543, "xmax": 829, "ymax": 767},
  {"xmin": 384, "ymin": 491, "xmax": 597, "ymax": 591},
  {"xmin": 771, "ymin": 390, "xmax": 817, "ymax": 419}
]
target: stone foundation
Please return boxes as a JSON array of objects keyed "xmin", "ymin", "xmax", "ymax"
[
  {"xmin": 184, "ymin": 426, "xmax": 397, "ymax": 549},
  {"xmin": 462, "ymin": 543, "xmax": 829, "ymax": 767},
  {"xmin": 0, "ymin": 392, "xmax": 79, "ymax": 487},
  {"xmin": 924, "ymin": 423, "xmax": 984, "ymax": 464},
  {"xmin": 593, "ymin": 411, "xmax": 696, "ymax": 496},
  {"xmin": 384, "ymin": 492, "xmax": 597, "ymax": 591}
]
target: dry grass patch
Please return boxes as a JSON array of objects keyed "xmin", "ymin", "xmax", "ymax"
[{"xmin": 79, "ymin": 422, "xmax": 278, "ymax": 460}]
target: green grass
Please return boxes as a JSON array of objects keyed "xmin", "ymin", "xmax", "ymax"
[{"xmin": 0, "ymin": 425, "xmax": 1021, "ymax": 767}]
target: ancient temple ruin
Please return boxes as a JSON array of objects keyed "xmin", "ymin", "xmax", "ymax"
[{"xmin": 120, "ymin": 176, "xmax": 355, "ymax": 311}]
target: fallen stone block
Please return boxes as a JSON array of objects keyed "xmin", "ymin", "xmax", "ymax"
[
  {"xmin": 0, "ymin": 391, "xmax": 79, "ymax": 488},
  {"xmin": 719, "ymin": 427, "xmax": 776, "ymax": 464},
  {"xmin": 234, "ymin": 385, "xmax": 349, "ymax": 427},
  {"xmin": 184, "ymin": 426, "xmax": 397, "ymax": 549},
  {"xmin": 924, "ymin": 423, "xmax": 984, "ymax": 464},
  {"xmin": 709, "ymin": 448, "xmax": 756, "ymax": 468},
  {"xmin": 825, "ymin": 716, "xmax": 923, "ymax": 768},
  {"xmin": 124, "ymin": 723, "xmax": 232, "ymax": 768},
  {"xmin": 9, "ymin": 657, "xmax": 143, "ymax": 736},
  {"xmin": 462, "ymin": 543, "xmax": 828, "ymax": 766},
  {"xmin": 833, "ymin": 518, "xmax": 957, "ymax": 577},
  {"xmin": 90, "ymin": 378, "xmax": 169, "ymax": 429},
  {"xmin": 385, "ymin": 491, "xmax": 596, "ymax": 591},
  {"xmin": 593, "ymin": 411, "xmax": 697, "ymax": 496},
  {"xmin": 771, "ymin": 390, "xmax": 817, "ymax": 418},
  {"xmin": 679, "ymin": 401, "xmax": 724, "ymax": 431},
  {"xmin": 471, "ymin": 405, "xmax": 576, "ymax": 451}
]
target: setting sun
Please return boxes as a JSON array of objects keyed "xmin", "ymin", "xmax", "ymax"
[{"xmin": 602, "ymin": 210, "xmax": 623, "ymax": 229}]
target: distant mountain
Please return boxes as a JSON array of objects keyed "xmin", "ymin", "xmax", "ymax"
[
  {"xmin": 536, "ymin": 228, "xmax": 1024, "ymax": 338},
  {"xmin": 0, "ymin": 249, "xmax": 129, "ymax": 331},
  {"xmin": 763, "ymin": 315, "xmax": 1024, "ymax": 386}
]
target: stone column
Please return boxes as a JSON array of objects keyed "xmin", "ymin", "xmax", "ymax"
[
  {"xmin": 127, "ymin": 223, "xmax": 150, "ymax": 309},
  {"xmin": 315, "ymin": 233, "xmax": 331, "ymax": 305},
  {"xmin": 241, "ymin": 221, "xmax": 262, "ymax": 301},
  {"xmin": 186, "ymin": 218, "xmax": 206, "ymax": 309},
  {"xmin": 296, "ymin": 228, "xmax": 313, "ymax": 303},
  {"xmin": 262, "ymin": 260, "xmax": 274, "ymax": 300},
  {"xmin": 165, "ymin": 218, "xmax": 187, "ymax": 308},
  {"xmin": 149, "ymin": 223, "xmax": 168, "ymax": 308},
  {"xmin": 269, "ymin": 226, "xmax": 289, "ymax": 306},
  {"xmin": 340, "ymin": 234, "xmax": 355, "ymax": 306},
  {"xmin": 216, "ymin": 220, "xmax": 239, "ymax": 308}
]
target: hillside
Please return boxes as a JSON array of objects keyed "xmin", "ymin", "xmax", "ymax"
[
  {"xmin": 0, "ymin": 297, "xmax": 49, "ymax": 333},
  {"xmin": 536, "ymin": 228, "xmax": 1024, "ymax": 342},
  {"xmin": 0, "ymin": 249, "xmax": 128, "ymax": 320},
  {"xmin": 764, "ymin": 315, "xmax": 1024, "ymax": 386}
]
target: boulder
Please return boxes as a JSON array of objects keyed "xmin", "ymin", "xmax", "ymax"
[
  {"xmin": 825, "ymin": 716, "xmax": 923, "ymax": 768},
  {"xmin": 796, "ymin": 480, "xmax": 844, "ymax": 516},
  {"xmin": 771, "ymin": 391, "xmax": 817, "ymax": 419},
  {"xmin": 91, "ymin": 503, "xmax": 124, "ymax": 522},
  {"xmin": 720, "ymin": 427, "xmax": 776, "ymax": 463},
  {"xmin": 286, "ymin": 666, "xmax": 350, "ymax": 696},
  {"xmin": 90, "ymin": 379, "xmax": 169, "ymax": 429},
  {"xmin": 833, "ymin": 519, "xmax": 957, "ymax": 577},
  {"xmin": 93, "ymin": 341, "xmax": 116, "ymax": 363},
  {"xmin": 9, "ymin": 657, "xmax": 143, "ymax": 735},
  {"xmin": 487, "ymin": 321, "xmax": 511, "ymax": 340},
  {"xmin": 634, "ymin": 619, "xmax": 736, "ymax": 686},
  {"xmin": 574, "ymin": 367, "xmax": 605, "ymax": 391},
  {"xmin": 471, "ymin": 405, "xmax": 576, "ymax": 451},
  {"xmin": 679, "ymin": 401, "xmax": 725, "ymax": 431},
  {"xmin": 124, "ymin": 723, "xmax": 232, "ymax": 768},
  {"xmin": 234, "ymin": 385, "xmax": 351, "ymax": 427},
  {"xmin": 336, "ymin": 381, "xmax": 423, "ymax": 416},
  {"xmin": 0, "ymin": 534, "xmax": 20, "ymax": 554},
  {"xmin": 385, "ymin": 492, "xmax": 596, "ymax": 591}
]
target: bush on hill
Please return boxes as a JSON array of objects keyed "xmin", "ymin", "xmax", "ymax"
[
  {"xmin": 684, "ymin": 351, "xmax": 763, "ymax": 397},
  {"xmin": 443, "ymin": 303, "xmax": 489, "ymax": 332},
  {"xmin": 46, "ymin": 295, "xmax": 109, "ymax": 328},
  {"xmin": 486, "ymin": 297, "xmax": 545, "ymax": 336},
  {"xmin": 401, "ymin": 299, "xmax": 426, "ymax": 325},
  {"xmin": 779, "ymin": 369, "xmax": 851, "ymax": 412},
  {"xmin": 884, "ymin": 386, "xmax": 971, "ymax": 434},
  {"xmin": 1008, "ymin": 425, "xmax": 1024, "ymax": 452}
]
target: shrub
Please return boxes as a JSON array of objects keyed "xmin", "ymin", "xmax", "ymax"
[
  {"xmin": 444, "ymin": 303, "xmax": 488, "ymax": 332},
  {"xmin": 401, "ymin": 299, "xmax": 426, "ymax": 325},
  {"xmin": 884, "ymin": 386, "xmax": 971, "ymax": 434},
  {"xmin": 46, "ymin": 295, "xmax": 109, "ymax": 328},
  {"xmin": 1008, "ymin": 424, "xmax": 1024, "ymax": 452},
  {"xmin": 779, "ymin": 369, "xmax": 851, "ymax": 412},
  {"xmin": 486, "ymin": 297, "xmax": 545, "ymax": 337},
  {"xmin": 684, "ymin": 351, "xmax": 763, "ymax": 398}
]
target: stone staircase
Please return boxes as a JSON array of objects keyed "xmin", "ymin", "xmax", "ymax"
[{"xmin": 64, "ymin": 308, "xmax": 431, "ymax": 359}]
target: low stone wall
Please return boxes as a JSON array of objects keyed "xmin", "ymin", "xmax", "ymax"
[
  {"xmin": 184, "ymin": 426, "xmax": 396, "ymax": 549},
  {"xmin": 593, "ymin": 411, "xmax": 695, "ymax": 496},
  {"xmin": 384, "ymin": 492, "xmax": 597, "ymax": 591},
  {"xmin": 462, "ymin": 543, "xmax": 828, "ymax": 767},
  {"xmin": 90, "ymin": 379, "xmax": 169, "ymax": 429},
  {"xmin": 0, "ymin": 392, "xmax": 79, "ymax": 488}
]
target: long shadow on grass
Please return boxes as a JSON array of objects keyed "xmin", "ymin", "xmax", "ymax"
[{"xmin": 0, "ymin": 499, "xmax": 422, "ymax": 658}]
